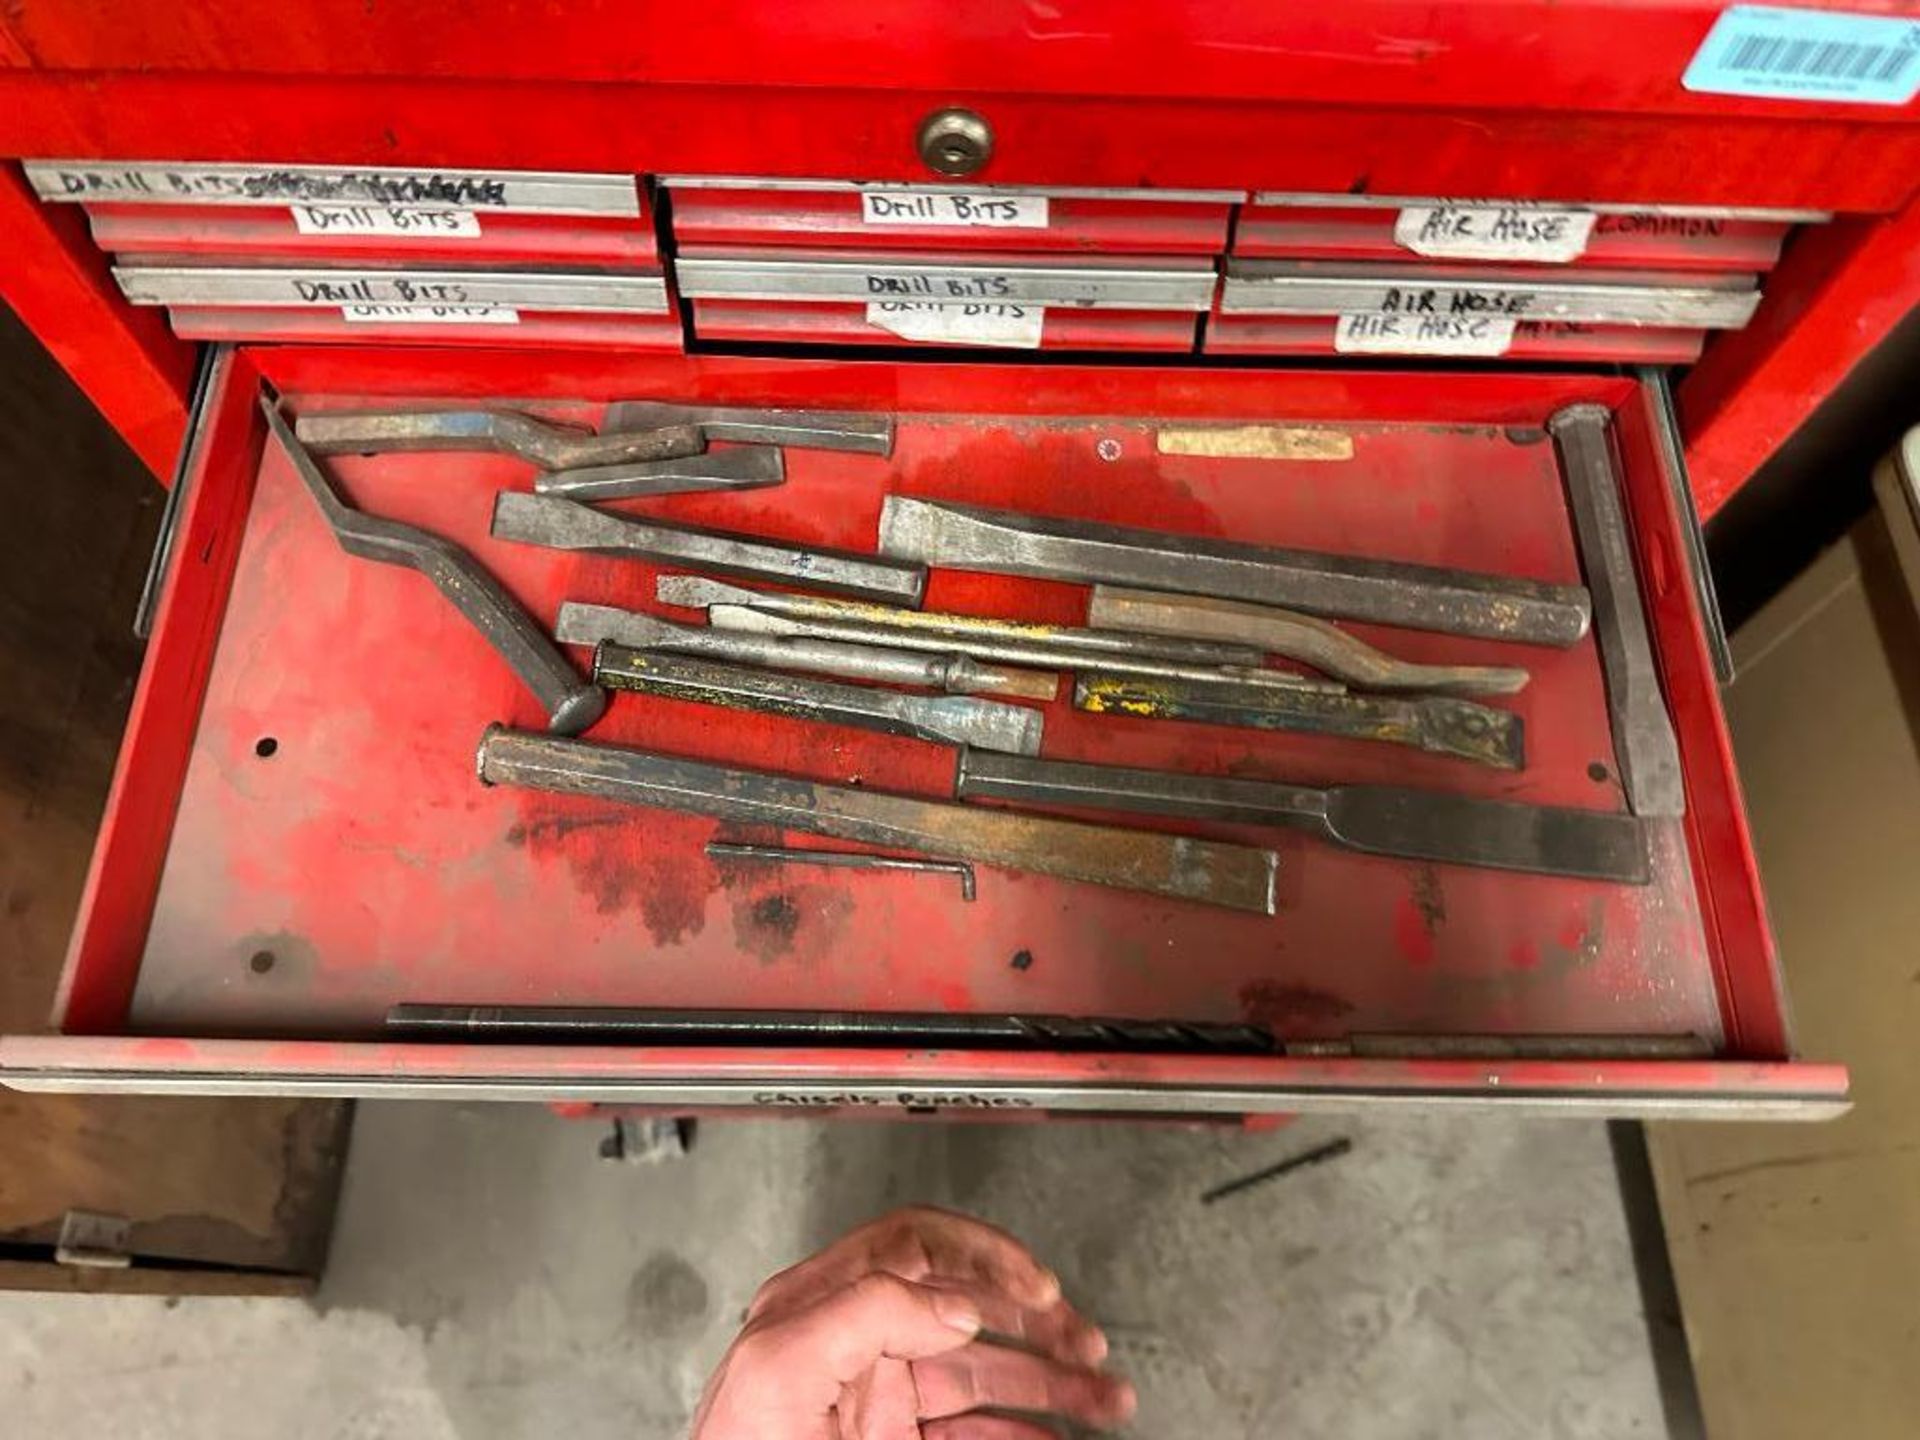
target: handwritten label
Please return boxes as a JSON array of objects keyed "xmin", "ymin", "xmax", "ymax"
[
  {"xmin": 860, "ymin": 191, "xmax": 1049, "ymax": 228},
  {"xmin": 340, "ymin": 303, "xmax": 518, "ymax": 324},
  {"xmin": 292, "ymin": 204, "xmax": 481, "ymax": 238},
  {"xmin": 1334, "ymin": 313, "xmax": 1517, "ymax": 357},
  {"xmin": 865, "ymin": 300, "xmax": 1045, "ymax": 348},
  {"xmin": 752, "ymin": 1091, "xmax": 1035, "ymax": 1110},
  {"xmin": 1394, "ymin": 205, "xmax": 1597, "ymax": 262},
  {"xmin": 1684, "ymin": 5, "xmax": 1920, "ymax": 106},
  {"xmin": 861, "ymin": 270, "xmax": 1021, "ymax": 300},
  {"xmin": 1376, "ymin": 285, "xmax": 1538, "ymax": 317}
]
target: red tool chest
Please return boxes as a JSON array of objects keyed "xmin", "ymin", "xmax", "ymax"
[{"xmin": 2, "ymin": 1, "xmax": 1914, "ymax": 1120}]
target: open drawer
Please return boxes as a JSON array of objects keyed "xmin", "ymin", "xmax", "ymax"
[{"xmin": 0, "ymin": 346, "xmax": 1844, "ymax": 1120}]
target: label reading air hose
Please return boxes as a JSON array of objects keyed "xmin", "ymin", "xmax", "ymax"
[{"xmin": 1333, "ymin": 313, "xmax": 1517, "ymax": 356}]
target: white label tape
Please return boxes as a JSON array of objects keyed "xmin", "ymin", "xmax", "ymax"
[
  {"xmin": 340, "ymin": 303, "xmax": 519, "ymax": 324},
  {"xmin": 860, "ymin": 191, "xmax": 1049, "ymax": 228},
  {"xmin": 1333, "ymin": 313, "xmax": 1517, "ymax": 357},
  {"xmin": 292, "ymin": 204, "xmax": 482, "ymax": 238},
  {"xmin": 865, "ymin": 300, "xmax": 1046, "ymax": 348},
  {"xmin": 1393, "ymin": 205, "xmax": 1596, "ymax": 263}
]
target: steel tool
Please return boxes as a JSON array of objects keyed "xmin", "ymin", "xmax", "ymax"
[
  {"xmin": 592, "ymin": 644, "xmax": 1044, "ymax": 755},
  {"xmin": 662, "ymin": 575, "xmax": 1337, "ymax": 691},
  {"xmin": 492, "ymin": 492, "xmax": 927, "ymax": 605},
  {"xmin": 295, "ymin": 407, "xmax": 705, "ymax": 470},
  {"xmin": 1549, "ymin": 405, "xmax": 1685, "ymax": 817},
  {"xmin": 1075, "ymin": 673, "xmax": 1524, "ymax": 769},
  {"xmin": 477, "ymin": 727, "xmax": 1280, "ymax": 913},
  {"xmin": 606, "ymin": 400, "xmax": 894, "ymax": 456},
  {"xmin": 955, "ymin": 751, "xmax": 1648, "ymax": 882},
  {"xmin": 385, "ymin": 1003, "xmax": 1276, "ymax": 1052},
  {"xmin": 1087, "ymin": 586, "xmax": 1531, "ymax": 696},
  {"xmin": 557, "ymin": 602, "xmax": 1058, "ymax": 700},
  {"xmin": 534, "ymin": 446, "xmax": 785, "ymax": 501},
  {"xmin": 878, "ymin": 496, "xmax": 1593, "ymax": 646},
  {"xmin": 261, "ymin": 398, "xmax": 605, "ymax": 735},
  {"xmin": 706, "ymin": 840, "xmax": 977, "ymax": 900}
]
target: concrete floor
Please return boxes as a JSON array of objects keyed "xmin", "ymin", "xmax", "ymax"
[{"xmin": 0, "ymin": 1104, "xmax": 1664, "ymax": 1439}]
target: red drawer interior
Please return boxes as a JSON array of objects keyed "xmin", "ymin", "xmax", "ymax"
[{"xmin": 8, "ymin": 348, "xmax": 1841, "ymax": 1117}]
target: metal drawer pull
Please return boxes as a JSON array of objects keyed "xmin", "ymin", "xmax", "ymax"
[
  {"xmin": 673, "ymin": 253, "xmax": 1219, "ymax": 310},
  {"xmin": 296, "ymin": 408, "xmax": 705, "ymax": 470},
  {"xmin": 1087, "ymin": 586, "xmax": 1531, "ymax": 696},
  {"xmin": 475, "ymin": 727, "xmax": 1281, "ymax": 914},
  {"xmin": 556, "ymin": 602, "xmax": 1058, "ymax": 701},
  {"xmin": 1549, "ymin": 405, "xmax": 1686, "ymax": 817},
  {"xmin": 260, "ymin": 398, "xmax": 605, "ymax": 736},
  {"xmin": 1075, "ymin": 672, "xmax": 1524, "ymax": 770},
  {"xmin": 535, "ymin": 447, "xmax": 786, "ymax": 501},
  {"xmin": 591, "ymin": 644, "xmax": 1045, "ymax": 756},
  {"xmin": 26, "ymin": 160, "xmax": 641, "ymax": 215},
  {"xmin": 112, "ymin": 265, "xmax": 670, "ymax": 313},
  {"xmin": 878, "ymin": 497, "xmax": 1591, "ymax": 646},
  {"xmin": 955, "ymin": 752, "xmax": 1649, "ymax": 884},
  {"xmin": 492, "ymin": 493, "xmax": 928, "ymax": 606}
]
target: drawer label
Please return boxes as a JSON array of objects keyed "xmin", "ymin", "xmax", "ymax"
[
  {"xmin": 865, "ymin": 300, "xmax": 1046, "ymax": 348},
  {"xmin": 860, "ymin": 190, "xmax": 1050, "ymax": 228},
  {"xmin": 1684, "ymin": 5, "xmax": 1920, "ymax": 106},
  {"xmin": 1334, "ymin": 313, "xmax": 1517, "ymax": 356},
  {"xmin": 341, "ymin": 303, "xmax": 519, "ymax": 323},
  {"xmin": 1394, "ymin": 205, "xmax": 1597, "ymax": 262},
  {"xmin": 292, "ymin": 203, "xmax": 482, "ymax": 238}
]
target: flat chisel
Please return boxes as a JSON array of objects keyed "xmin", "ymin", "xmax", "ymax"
[
  {"xmin": 955, "ymin": 751, "xmax": 1650, "ymax": 884},
  {"xmin": 477, "ymin": 727, "xmax": 1280, "ymax": 914},
  {"xmin": 878, "ymin": 496, "xmax": 1592, "ymax": 646},
  {"xmin": 592, "ymin": 644, "xmax": 1045, "ymax": 755}
]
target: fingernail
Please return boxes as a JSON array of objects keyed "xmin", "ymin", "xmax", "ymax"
[
  {"xmin": 1032, "ymin": 1267, "xmax": 1062, "ymax": 1304},
  {"xmin": 933, "ymin": 1293, "xmax": 982, "ymax": 1334},
  {"xmin": 1082, "ymin": 1327, "xmax": 1110, "ymax": 1364},
  {"xmin": 1106, "ymin": 1377, "xmax": 1138, "ymax": 1421}
]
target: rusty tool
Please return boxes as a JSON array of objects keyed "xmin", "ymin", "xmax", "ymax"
[
  {"xmin": 492, "ymin": 492, "xmax": 927, "ymax": 605},
  {"xmin": 662, "ymin": 575, "xmax": 1338, "ymax": 691},
  {"xmin": 878, "ymin": 496, "xmax": 1592, "ymax": 646},
  {"xmin": 605, "ymin": 400, "xmax": 894, "ymax": 456},
  {"xmin": 955, "ymin": 751, "xmax": 1648, "ymax": 882},
  {"xmin": 592, "ymin": 644, "xmax": 1045, "ymax": 755},
  {"xmin": 558, "ymin": 602, "xmax": 1058, "ymax": 701},
  {"xmin": 1075, "ymin": 673, "xmax": 1524, "ymax": 769},
  {"xmin": 477, "ymin": 726, "xmax": 1280, "ymax": 913},
  {"xmin": 294, "ymin": 407, "xmax": 705, "ymax": 469},
  {"xmin": 706, "ymin": 840, "xmax": 978, "ymax": 900},
  {"xmin": 1088, "ymin": 586, "xmax": 1531, "ymax": 697},
  {"xmin": 385, "ymin": 1003, "xmax": 1276, "ymax": 1052},
  {"xmin": 260, "ymin": 397, "xmax": 605, "ymax": 735},
  {"xmin": 1549, "ymin": 406, "xmax": 1685, "ymax": 817},
  {"xmin": 535, "ymin": 446, "xmax": 785, "ymax": 502}
]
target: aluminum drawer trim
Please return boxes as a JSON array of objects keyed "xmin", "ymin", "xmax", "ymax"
[
  {"xmin": 1249, "ymin": 191, "xmax": 1830, "ymax": 223},
  {"xmin": 662, "ymin": 175, "xmax": 1245, "ymax": 203},
  {"xmin": 675, "ymin": 254, "xmax": 1220, "ymax": 310},
  {"xmin": 112, "ymin": 266, "xmax": 671, "ymax": 314},
  {"xmin": 26, "ymin": 160, "xmax": 641, "ymax": 216},
  {"xmin": 1219, "ymin": 264, "xmax": 1761, "ymax": 327}
]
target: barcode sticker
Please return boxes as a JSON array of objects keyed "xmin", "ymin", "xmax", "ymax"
[
  {"xmin": 860, "ymin": 191, "xmax": 1049, "ymax": 228},
  {"xmin": 1684, "ymin": 5, "xmax": 1920, "ymax": 105},
  {"xmin": 292, "ymin": 204, "xmax": 481, "ymax": 238},
  {"xmin": 1334, "ymin": 313, "xmax": 1517, "ymax": 357},
  {"xmin": 864, "ymin": 300, "xmax": 1045, "ymax": 348},
  {"xmin": 341, "ymin": 303, "xmax": 519, "ymax": 324}
]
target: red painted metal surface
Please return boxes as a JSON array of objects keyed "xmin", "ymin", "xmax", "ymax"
[
  {"xmin": 165, "ymin": 306, "xmax": 682, "ymax": 351},
  {"xmin": 666, "ymin": 185, "xmax": 1233, "ymax": 255},
  {"xmin": 85, "ymin": 202, "xmax": 660, "ymax": 266},
  {"xmin": 0, "ymin": 165, "xmax": 193, "ymax": 478},
  {"xmin": 1204, "ymin": 315, "xmax": 1707, "ymax": 365},
  {"xmin": 1679, "ymin": 195, "xmax": 1920, "ymax": 517},
  {"xmin": 29, "ymin": 346, "xmax": 1821, "ymax": 1114},
  {"xmin": 689, "ymin": 300, "xmax": 1197, "ymax": 353},
  {"xmin": 1234, "ymin": 204, "xmax": 1793, "ymax": 272}
]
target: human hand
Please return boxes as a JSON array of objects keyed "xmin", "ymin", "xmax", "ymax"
[{"xmin": 690, "ymin": 1206, "xmax": 1135, "ymax": 1439}]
